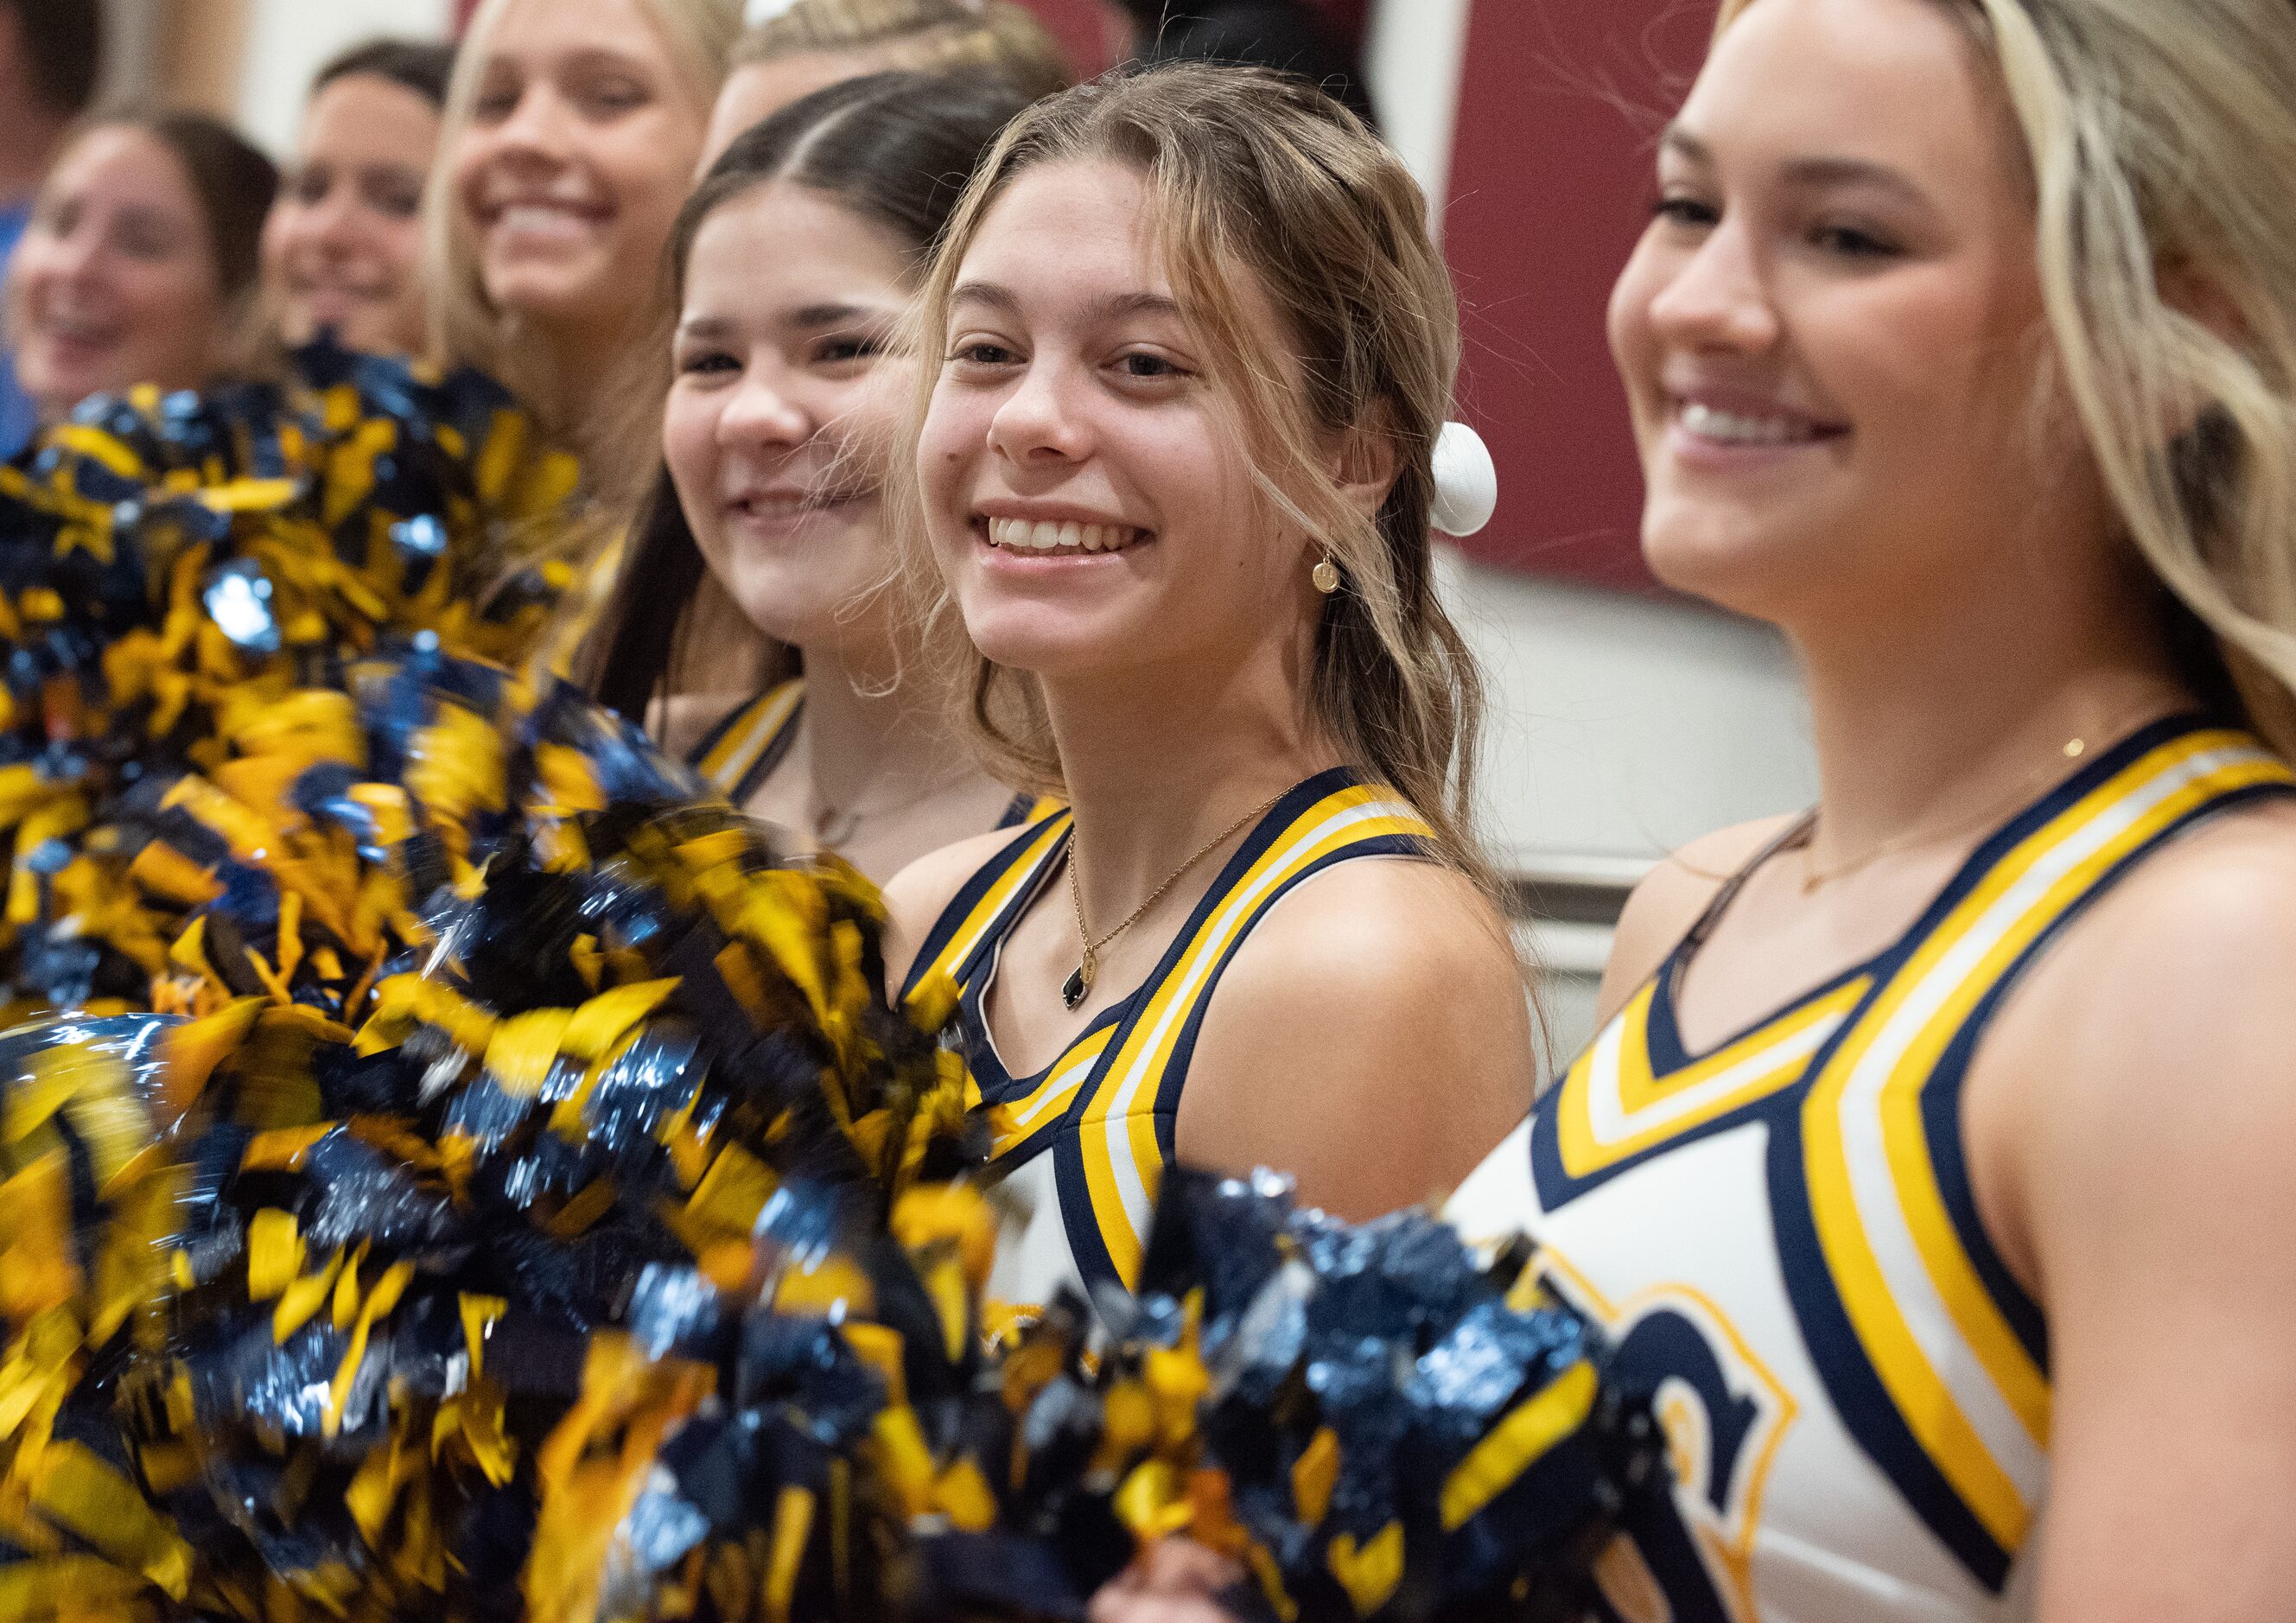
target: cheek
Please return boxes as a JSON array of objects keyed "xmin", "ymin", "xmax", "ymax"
[
  {"xmin": 661, "ymin": 391, "xmax": 720, "ymax": 507},
  {"xmin": 379, "ymin": 219, "xmax": 425, "ymax": 284},
  {"xmin": 917, "ymin": 385, "xmax": 989, "ymax": 507},
  {"xmin": 1606, "ymin": 245, "xmax": 1669, "ymax": 417}
]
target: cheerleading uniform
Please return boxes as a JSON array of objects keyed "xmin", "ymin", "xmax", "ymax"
[
  {"xmin": 1445, "ymin": 716, "xmax": 2295, "ymax": 1622},
  {"xmin": 900, "ymin": 768, "xmax": 1434, "ymax": 1312},
  {"xmin": 689, "ymin": 678, "xmax": 1059, "ymax": 829}
]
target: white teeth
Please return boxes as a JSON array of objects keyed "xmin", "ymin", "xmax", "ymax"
[
  {"xmin": 1680, "ymin": 400, "xmax": 1821, "ymax": 446},
  {"xmin": 985, "ymin": 518, "xmax": 1139, "ymax": 554},
  {"xmin": 497, "ymin": 205, "xmax": 589, "ymax": 234}
]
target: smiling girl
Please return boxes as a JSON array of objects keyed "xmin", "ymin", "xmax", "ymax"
[
  {"xmin": 3, "ymin": 113, "xmax": 276, "ymax": 435},
  {"xmin": 882, "ymin": 66, "xmax": 1532, "ymax": 1314},
  {"xmin": 593, "ymin": 71, "xmax": 1043, "ymax": 882},
  {"xmin": 260, "ymin": 40, "xmax": 455, "ymax": 360},
  {"xmin": 431, "ymin": 0, "xmax": 741, "ymax": 499},
  {"xmin": 1429, "ymin": 0, "xmax": 2296, "ymax": 1619}
]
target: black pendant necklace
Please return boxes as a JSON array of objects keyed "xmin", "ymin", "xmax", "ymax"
[{"xmin": 1061, "ymin": 790, "xmax": 1287, "ymax": 1014}]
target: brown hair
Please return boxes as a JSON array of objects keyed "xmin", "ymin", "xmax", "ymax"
[
  {"xmin": 78, "ymin": 110, "xmax": 280, "ymax": 315},
  {"xmin": 903, "ymin": 63, "xmax": 1498, "ymax": 888},
  {"xmin": 1717, "ymin": 0, "xmax": 2296, "ymax": 754},
  {"xmin": 734, "ymin": 0, "xmax": 1072, "ymax": 101},
  {"xmin": 593, "ymin": 69, "xmax": 1037, "ymax": 723}
]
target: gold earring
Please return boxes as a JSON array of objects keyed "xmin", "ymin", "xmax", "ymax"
[{"xmin": 1312, "ymin": 555, "xmax": 1341, "ymax": 595}]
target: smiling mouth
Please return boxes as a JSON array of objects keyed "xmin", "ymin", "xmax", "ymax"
[
  {"xmin": 486, "ymin": 203, "xmax": 606, "ymax": 239},
  {"xmin": 981, "ymin": 518, "xmax": 1148, "ymax": 557},
  {"xmin": 1674, "ymin": 399, "xmax": 1846, "ymax": 448},
  {"xmin": 35, "ymin": 314, "xmax": 119, "ymax": 351}
]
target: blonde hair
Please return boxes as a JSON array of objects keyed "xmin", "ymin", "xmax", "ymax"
[
  {"xmin": 425, "ymin": 0, "xmax": 742, "ymax": 493},
  {"xmin": 734, "ymin": 0, "xmax": 1072, "ymax": 100},
  {"xmin": 1717, "ymin": 0, "xmax": 2296, "ymax": 753},
  {"xmin": 901, "ymin": 64, "xmax": 1497, "ymax": 888}
]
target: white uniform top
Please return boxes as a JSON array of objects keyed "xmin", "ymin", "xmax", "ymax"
[
  {"xmin": 1447, "ymin": 718, "xmax": 2293, "ymax": 1623},
  {"xmin": 900, "ymin": 770, "xmax": 1435, "ymax": 1316}
]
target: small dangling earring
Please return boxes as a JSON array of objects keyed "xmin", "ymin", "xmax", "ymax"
[{"xmin": 1312, "ymin": 554, "xmax": 1341, "ymax": 595}]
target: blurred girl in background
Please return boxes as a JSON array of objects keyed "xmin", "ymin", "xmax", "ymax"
[
  {"xmin": 431, "ymin": 0, "xmax": 742, "ymax": 502},
  {"xmin": 260, "ymin": 39, "xmax": 456, "ymax": 360},
  {"xmin": 595, "ymin": 71, "xmax": 1043, "ymax": 882},
  {"xmin": 2, "ymin": 111, "xmax": 276, "ymax": 438},
  {"xmin": 704, "ymin": 0, "xmax": 1072, "ymax": 162}
]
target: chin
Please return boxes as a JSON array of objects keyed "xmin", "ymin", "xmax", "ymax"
[{"xmin": 1639, "ymin": 506, "xmax": 1819, "ymax": 622}]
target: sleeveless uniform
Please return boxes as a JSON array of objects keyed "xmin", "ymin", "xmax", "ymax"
[
  {"xmin": 690, "ymin": 678, "xmax": 1059, "ymax": 829},
  {"xmin": 901, "ymin": 768, "xmax": 1434, "ymax": 1312},
  {"xmin": 1446, "ymin": 716, "xmax": 2294, "ymax": 1623}
]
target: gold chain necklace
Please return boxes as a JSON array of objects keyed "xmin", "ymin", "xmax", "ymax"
[
  {"xmin": 1064, "ymin": 789, "xmax": 1288, "ymax": 1009},
  {"xmin": 1797, "ymin": 704, "xmax": 2168, "ymax": 894}
]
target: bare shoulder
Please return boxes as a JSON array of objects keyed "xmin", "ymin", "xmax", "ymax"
[
  {"xmin": 2026, "ymin": 797, "xmax": 2296, "ymax": 1097},
  {"xmin": 881, "ymin": 828, "xmax": 1023, "ymax": 994},
  {"xmin": 1602, "ymin": 814, "xmax": 1803, "ymax": 1015},
  {"xmin": 1179, "ymin": 858, "xmax": 1536, "ymax": 1220}
]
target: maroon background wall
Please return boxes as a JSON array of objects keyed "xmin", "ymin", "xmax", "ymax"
[{"xmin": 1442, "ymin": 0, "xmax": 1714, "ymax": 587}]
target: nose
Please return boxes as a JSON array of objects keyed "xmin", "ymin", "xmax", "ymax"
[
  {"xmin": 718, "ymin": 363, "xmax": 811, "ymax": 450},
  {"xmin": 304, "ymin": 183, "xmax": 366, "ymax": 258},
  {"xmin": 984, "ymin": 354, "xmax": 1091, "ymax": 468},
  {"xmin": 491, "ymin": 82, "xmax": 576, "ymax": 165},
  {"xmin": 1647, "ymin": 217, "xmax": 1780, "ymax": 355}
]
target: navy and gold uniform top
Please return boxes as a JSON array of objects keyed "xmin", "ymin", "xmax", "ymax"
[
  {"xmin": 1447, "ymin": 716, "xmax": 2296, "ymax": 1621},
  {"xmin": 689, "ymin": 678, "xmax": 1059, "ymax": 831},
  {"xmin": 901, "ymin": 768, "xmax": 1435, "ymax": 1311}
]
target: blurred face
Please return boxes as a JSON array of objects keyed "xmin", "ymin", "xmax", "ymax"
[
  {"xmin": 453, "ymin": 0, "xmax": 709, "ymax": 341},
  {"xmin": 1609, "ymin": 0, "xmax": 2076, "ymax": 622},
  {"xmin": 3, "ymin": 126, "xmax": 224, "ymax": 423},
  {"xmin": 917, "ymin": 161, "xmax": 1307, "ymax": 679},
  {"xmin": 262, "ymin": 73, "xmax": 441, "ymax": 355},
  {"xmin": 702, "ymin": 51, "xmax": 887, "ymax": 167},
  {"xmin": 664, "ymin": 183, "xmax": 913, "ymax": 650}
]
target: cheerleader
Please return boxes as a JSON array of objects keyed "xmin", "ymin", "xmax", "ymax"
[
  {"xmin": 258, "ymin": 39, "xmax": 456, "ymax": 361},
  {"xmin": 429, "ymin": 0, "xmax": 741, "ymax": 503},
  {"xmin": 592, "ymin": 70, "xmax": 1046, "ymax": 881},
  {"xmin": 3, "ymin": 113, "xmax": 275, "ymax": 437},
  {"xmin": 1428, "ymin": 0, "xmax": 2296, "ymax": 1618},
  {"xmin": 883, "ymin": 65, "xmax": 1532, "ymax": 1315}
]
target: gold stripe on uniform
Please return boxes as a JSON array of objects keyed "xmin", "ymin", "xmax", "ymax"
[
  {"xmin": 1801, "ymin": 729, "xmax": 2294, "ymax": 1554},
  {"xmin": 1555, "ymin": 977, "xmax": 1869, "ymax": 1181},
  {"xmin": 696, "ymin": 679, "xmax": 804, "ymax": 797},
  {"xmin": 1074, "ymin": 784, "xmax": 1435, "ymax": 1289}
]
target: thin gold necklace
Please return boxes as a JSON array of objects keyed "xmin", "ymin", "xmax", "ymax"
[
  {"xmin": 810, "ymin": 770, "xmax": 970, "ymax": 847},
  {"xmin": 1064, "ymin": 789, "xmax": 1288, "ymax": 1009},
  {"xmin": 1797, "ymin": 703, "xmax": 2167, "ymax": 894}
]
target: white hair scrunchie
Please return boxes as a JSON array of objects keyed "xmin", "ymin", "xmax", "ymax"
[{"xmin": 1430, "ymin": 421, "xmax": 1499, "ymax": 538}]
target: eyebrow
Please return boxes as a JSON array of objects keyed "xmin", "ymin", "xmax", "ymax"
[
  {"xmin": 1661, "ymin": 124, "xmax": 1930, "ymax": 204},
  {"xmin": 676, "ymin": 303, "xmax": 884, "ymax": 340},
  {"xmin": 948, "ymin": 281, "xmax": 1188, "ymax": 326}
]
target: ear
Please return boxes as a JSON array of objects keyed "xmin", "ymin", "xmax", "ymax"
[
  {"xmin": 1328, "ymin": 419, "xmax": 1401, "ymax": 523},
  {"xmin": 2153, "ymin": 258, "xmax": 2250, "ymax": 443}
]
